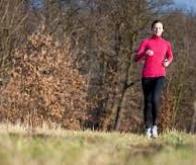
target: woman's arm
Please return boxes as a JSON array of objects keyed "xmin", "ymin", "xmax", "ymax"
[
  {"xmin": 134, "ymin": 39, "xmax": 147, "ymax": 62},
  {"xmin": 165, "ymin": 41, "xmax": 174, "ymax": 66}
]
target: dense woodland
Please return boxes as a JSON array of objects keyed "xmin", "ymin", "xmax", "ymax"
[{"xmin": 0, "ymin": 0, "xmax": 195, "ymax": 133}]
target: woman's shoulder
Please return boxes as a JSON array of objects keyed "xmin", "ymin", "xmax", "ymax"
[
  {"xmin": 140, "ymin": 37, "xmax": 151, "ymax": 44},
  {"xmin": 161, "ymin": 37, "xmax": 172, "ymax": 45}
]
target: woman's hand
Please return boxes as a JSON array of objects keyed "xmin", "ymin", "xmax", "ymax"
[
  {"xmin": 146, "ymin": 49, "xmax": 154, "ymax": 56},
  {"xmin": 163, "ymin": 59, "xmax": 169, "ymax": 67}
]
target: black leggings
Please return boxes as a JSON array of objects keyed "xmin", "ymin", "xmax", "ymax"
[{"xmin": 142, "ymin": 76, "xmax": 165, "ymax": 128}]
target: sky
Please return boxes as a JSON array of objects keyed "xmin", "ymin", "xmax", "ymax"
[
  {"xmin": 30, "ymin": 0, "xmax": 196, "ymax": 13},
  {"xmin": 174, "ymin": 0, "xmax": 196, "ymax": 11}
]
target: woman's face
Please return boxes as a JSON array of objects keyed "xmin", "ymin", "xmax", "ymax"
[{"xmin": 152, "ymin": 22, "xmax": 164, "ymax": 37}]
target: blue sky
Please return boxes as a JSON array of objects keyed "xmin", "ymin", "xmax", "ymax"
[
  {"xmin": 174, "ymin": 0, "xmax": 196, "ymax": 11},
  {"xmin": 31, "ymin": 0, "xmax": 196, "ymax": 12}
]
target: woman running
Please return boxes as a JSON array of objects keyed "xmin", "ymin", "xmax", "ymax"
[{"xmin": 134, "ymin": 20, "xmax": 174, "ymax": 138}]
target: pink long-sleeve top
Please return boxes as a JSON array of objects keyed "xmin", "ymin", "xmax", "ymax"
[{"xmin": 135, "ymin": 35, "xmax": 173, "ymax": 78}]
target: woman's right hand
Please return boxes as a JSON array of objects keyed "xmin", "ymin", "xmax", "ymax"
[{"xmin": 146, "ymin": 49, "xmax": 154, "ymax": 56}]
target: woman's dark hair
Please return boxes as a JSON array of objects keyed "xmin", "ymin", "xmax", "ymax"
[{"xmin": 151, "ymin": 20, "xmax": 164, "ymax": 29}]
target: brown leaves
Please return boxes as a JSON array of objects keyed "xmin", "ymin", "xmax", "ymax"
[{"xmin": 0, "ymin": 29, "xmax": 88, "ymax": 129}]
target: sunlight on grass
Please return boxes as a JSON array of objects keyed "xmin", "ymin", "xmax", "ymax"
[{"xmin": 0, "ymin": 124, "xmax": 195, "ymax": 165}]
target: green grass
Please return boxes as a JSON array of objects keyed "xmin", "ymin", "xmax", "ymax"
[{"xmin": 0, "ymin": 124, "xmax": 195, "ymax": 165}]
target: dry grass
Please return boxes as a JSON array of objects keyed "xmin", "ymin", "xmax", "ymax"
[{"xmin": 0, "ymin": 123, "xmax": 195, "ymax": 165}]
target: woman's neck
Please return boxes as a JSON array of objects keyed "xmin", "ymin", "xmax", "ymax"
[{"xmin": 151, "ymin": 34, "xmax": 162, "ymax": 39}]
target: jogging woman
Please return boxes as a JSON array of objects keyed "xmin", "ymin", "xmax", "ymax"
[{"xmin": 134, "ymin": 20, "xmax": 173, "ymax": 138}]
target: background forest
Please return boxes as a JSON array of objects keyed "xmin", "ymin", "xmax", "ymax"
[{"xmin": 0, "ymin": 0, "xmax": 195, "ymax": 133}]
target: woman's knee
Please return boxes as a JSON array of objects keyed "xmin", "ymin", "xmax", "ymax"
[{"xmin": 151, "ymin": 95, "xmax": 160, "ymax": 106}]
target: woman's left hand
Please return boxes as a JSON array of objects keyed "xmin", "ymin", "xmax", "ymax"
[{"xmin": 163, "ymin": 59, "xmax": 169, "ymax": 67}]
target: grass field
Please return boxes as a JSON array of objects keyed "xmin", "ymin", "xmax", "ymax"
[{"xmin": 0, "ymin": 124, "xmax": 195, "ymax": 165}]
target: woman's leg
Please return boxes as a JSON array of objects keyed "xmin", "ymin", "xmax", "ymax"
[
  {"xmin": 142, "ymin": 78, "xmax": 154, "ymax": 129},
  {"xmin": 151, "ymin": 76, "xmax": 165, "ymax": 126}
]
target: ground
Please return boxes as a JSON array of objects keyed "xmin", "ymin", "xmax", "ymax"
[{"xmin": 0, "ymin": 124, "xmax": 195, "ymax": 165}]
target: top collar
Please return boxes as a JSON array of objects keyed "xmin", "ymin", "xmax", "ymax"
[{"xmin": 151, "ymin": 35, "xmax": 162, "ymax": 39}]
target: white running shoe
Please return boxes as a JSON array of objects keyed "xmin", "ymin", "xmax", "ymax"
[
  {"xmin": 152, "ymin": 125, "xmax": 158, "ymax": 138},
  {"xmin": 145, "ymin": 128, "xmax": 152, "ymax": 139}
]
